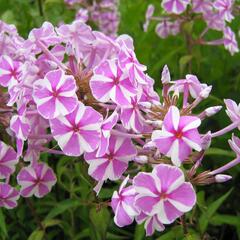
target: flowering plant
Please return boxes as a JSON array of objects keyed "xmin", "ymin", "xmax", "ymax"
[{"xmin": 0, "ymin": 11, "xmax": 240, "ymax": 238}]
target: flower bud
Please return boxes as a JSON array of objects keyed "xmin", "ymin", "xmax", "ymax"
[
  {"xmin": 139, "ymin": 102, "xmax": 152, "ymax": 109},
  {"xmin": 205, "ymin": 105, "xmax": 222, "ymax": 117},
  {"xmin": 145, "ymin": 120, "xmax": 162, "ymax": 128},
  {"xmin": 201, "ymin": 131, "xmax": 212, "ymax": 150},
  {"xmin": 215, "ymin": 174, "xmax": 232, "ymax": 183},
  {"xmin": 134, "ymin": 155, "xmax": 148, "ymax": 164},
  {"xmin": 161, "ymin": 65, "xmax": 170, "ymax": 84},
  {"xmin": 200, "ymin": 86, "xmax": 212, "ymax": 99},
  {"xmin": 143, "ymin": 141, "xmax": 156, "ymax": 150}
]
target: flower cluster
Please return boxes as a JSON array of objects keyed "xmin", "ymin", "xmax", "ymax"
[
  {"xmin": 0, "ymin": 18, "xmax": 240, "ymax": 236},
  {"xmin": 64, "ymin": 0, "xmax": 120, "ymax": 37},
  {"xmin": 144, "ymin": 0, "xmax": 239, "ymax": 55}
]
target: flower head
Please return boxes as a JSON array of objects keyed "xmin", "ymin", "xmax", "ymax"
[
  {"xmin": 50, "ymin": 102, "xmax": 102, "ymax": 156},
  {"xmin": 17, "ymin": 162, "xmax": 56, "ymax": 198},
  {"xmin": 152, "ymin": 106, "xmax": 202, "ymax": 166},
  {"xmin": 33, "ymin": 69, "xmax": 78, "ymax": 119},
  {"xmin": 162, "ymin": 0, "xmax": 190, "ymax": 14},
  {"xmin": 0, "ymin": 183, "xmax": 19, "ymax": 209},
  {"xmin": 111, "ymin": 176, "xmax": 139, "ymax": 227},
  {"xmin": 133, "ymin": 164, "xmax": 196, "ymax": 224}
]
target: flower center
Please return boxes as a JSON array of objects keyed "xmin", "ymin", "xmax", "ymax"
[
  {"xmin": 159, "ymin": 192, "xmax": 168, "ymax": 200},
  {"xmin": 72, "ymin": 125, "xmax": 80, "ymax": 132},
  {"xmin": 175, "ymin": 130, "xmax": 183, "ymax": 139},
  {"xmin": 107, "ymin": 152, "xmax": 114, "ymax": 161}
]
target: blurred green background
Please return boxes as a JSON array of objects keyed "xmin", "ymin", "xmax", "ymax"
[{"xmin": 0, "ymin": 0, "xmax": 240, "ymax": 239}]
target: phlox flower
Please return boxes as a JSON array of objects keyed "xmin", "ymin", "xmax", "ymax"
[
  {"xmin": 97, "ymin": 110, "xmax": 118, "ymax": 157},
  {"xmin": 111, "ymin": 176, "xmax": 139, "ymax": 227},
  {"xmin": 223, "ymin": 27, "xmax": 239, "ymax": 56},
  {"xmin": 0, "ymin": 55, "xmax": 21, "ymax": 87},
  {"xmin": 213, "ymin": 0, "xmax": 234, "ymax": 22},
  {"xmin": 155, "ymin": 20, "xmax": 172, "ymax": 39},
  {"xmin": 17, "ymin": 162, "xmax": 56, "ymax": 198},
  {"xmin": 224, "ymin": 99, "xmax": 240, "ymax": 128},
  {"xmin": 0, "ymin": 141, "xmax": 18, "ymax": 179},
  {"xmin": 90, "ymin": 59, "xmax": 137, "ymax": 105},
  {"xmin": 161, "ymin": 0, "xmax": 190, "ymax": 14},
  {"xmin": 133, "ymin": 164, "xmax": 196, "ymax": 224},
  {"xmin": 84, "ymin": 135, "xmax": 136, "ymax": 181},
  {"xmin": 228, "ymin": 134, "xmax": 240, "ymax": 156},
  {"xmin": 143, "ymin": 4, "xmax": 155, "ymax": 32},
  {"xmin": 152, "ymin": 106, "xmax": 202, "ymax": 166},
  {"xmin": 192, "ymin": 0, "xmax": 213, "ymax": 13},
  {"xmin": 0, "ymin": 183, "xmax": 20, "ymax": 209},
  {"xmin": 50, "ymin": 102, "xmax": 102, "ymax": 156},
  {"xmin": 136, "ymin": 212, "xmax": 165, "ymax": 236},
  {"xmin": 33, "ymin": 69, "xmax": 78, "ymax": 119}
]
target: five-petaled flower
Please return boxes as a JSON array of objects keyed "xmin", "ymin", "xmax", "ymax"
[
  {"xmin": 0, "ymin": 183, "xmax": 20, "ymax": 209},
  {"xmin": 17, "ymin": 162, "xmax": 56, "ymax": 198},
  {"xmin": 133, "ymin": 164, "xmax": 196, "ymax": 224},
  {"xmin": 152, "ymin": 106, "xmax": 202, "ymax": 166}
]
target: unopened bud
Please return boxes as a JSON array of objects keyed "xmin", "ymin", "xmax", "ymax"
[
  {"xmin": 201, "ymin": 131, "xmax": 212, "ymax": 150},
  {"xmin": 200, "ymin": 86, "xmax": 212, "ymax": 99},
  {"xmin": 139, "ymin": 102, "xmax": 152, "ymax": 109},
  {"xmin": 143, "ymin": 141, "xmax": 156, "ymax": 150},
  {"xmin": 161, "ymin": 65, "xmax": 170, "ymax": 84},
  {"xmin": 145, "ymin": 120, "xmax": 162, "ymax": 128},
  {"xmin": 205, "ymin": 106, "xmax": 222, "ymax": 117},
  {"xmin": 46, "ymin": 60, "xmax": 58, "ymax": 69},
  {"xmin": 215, "ymin": 174, "xmax": 232, "ymax": 183},
  {"xmin": 134, "ymin": 155, "xmax": 148, "ymax": 164}
]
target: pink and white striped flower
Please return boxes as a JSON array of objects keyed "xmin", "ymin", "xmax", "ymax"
[
  {"xmin": 10, "ymin": 114, "xmax": 31, "ymax": 140},
  {"xmin": 50, "ymin": 102, "xmax": 102, "ymax": 156},
  {"xmin": 111, "ymin": 176, "xmax": 139, "ymax": 227},
  {"xmin": 33, "ymin": 69, "xmax": 78, "ymax": 119},
  {"xmin": 0, "ymin": 55, "xmax": 21, "ymax": 87},
  {"xmin": 17, "ymin": 162, "xmax": 56, "ymax": 198},
  {"xmin": 136, "ymin": 212, "xmax": 165, "ymax": 236},
  {"xmin": 0, "ymin": 183, "xmax": 20, "ymax": 209},
  {"xmin": 224, "ymin": 99, "xmax": 240, "ymax": 129},
  {"xmin": 0, "ymin": 141, "xmax": 18, "ymax": 179},
  {"xmin": 96, "ymin": 110, "xmax": 118, "ymax": 157},
  {"xmin": 133, "ymin": 164, "xmax": 196, "ymax": 224},
  {"xmin": 223, "ymin": 27, "xmax": 239, "ymax": 56},
  {"xmin": 118, "ymin": 46, "xmax": 147, "ymax": 85},
  {"xmin": 90, "ymin": 59, "xmax": 137, "ymax": 105},
  {"xmin": 228, "ymin": 134, "xmax": 240, "ymax": 156},
  {"xmin": 213, "ymin": 0, "xmax": 234, "ymax": 22},
  {"xmin": 152, "ymin": 106, "xmax": 202, "ymax": 166},
  {"xmin": 161, "ymin": 0, "xmax": 190, "ymax": 14},
  {"xmin": 192, "ymin": 0, "xmax": 213, "ymax": 13},
  {"xmin": 84, "ymin": 135, "xmax": 136, "ymax": 181}
]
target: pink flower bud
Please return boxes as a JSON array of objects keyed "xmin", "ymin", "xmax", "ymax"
[
  {"xmin": 205, "ymin": 106, "xmax": 222, "ymax": 117},
  {"xmin": 215, "ymin": 174, "xmax": 232, "ymax": 183},
  {"xmin": 200, "ymin": 85, "xmax": 212, "ymax": 99},
  {"xmin": 134, "ymin": 155, "xmax": 148, "ymax": 164},
  {"xmin": 161, "ymin": 65, "xmax": 170, "ymax": 84},
  {"xmin": 201, "ymin": 131, "xmax": 212, "ymax": 150}
]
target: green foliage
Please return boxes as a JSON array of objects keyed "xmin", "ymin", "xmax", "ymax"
[{"xmin": 0, "ymin": 0, "xmax": 240, "ymax": 239}]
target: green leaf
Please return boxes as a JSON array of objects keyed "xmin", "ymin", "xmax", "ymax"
[
  {"xmin": 198, "ymin": 188, "xmax": 233, "ymax": 234},
  {"xmin": 28, "ymin": 230, "xmax": 44, "ymax": 240},
  {"xmin": 205, "ymin": 148, "xmax": 235, "ymax": 157},
  {"xmin": 211, "ymin": 214, "xmax": 240, "ymax": 227},
  {"xmin": 89, "ymin": 207, "xmax": 110, "ymax": 240},
  {"xmin": 45, "ymin": 199, "xmax": 81, "ymax": 220},
  {"xmin": 156, "ymin": 226, "xmax": 184, "ymax": 240}
]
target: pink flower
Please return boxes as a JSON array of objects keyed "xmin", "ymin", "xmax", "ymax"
[
  {"xmin": 155, "ymin": 20, "xmax": 172, "ymax": 39},
  {"xmin": 0, "ymin": 141, "xmax": 18, "ymax": 179},
  {"xmin": 50, "ymin": 102, "xmax": 102, "ymax": 156},
  {"xmin": 136, "ymin": 212, "xmax": 165, "ymax": 236},
  {"xmin": 96, "ymin": 110, "xmax": 118, "ymax": 157},
  {"xmin": 56, "ymin": 20, "xmax": 95, "ymax": 59},
  {"xmin": 120, "ymin": 93, "xmax": 145, "ymax": 133},
  {"xmin": 213, "ymin": 0, "xmax": 234, "ymax": 22},
  {"xmin": 33, "ymin": 69, "xmax": 78, "ymax": 119},
  {"xmin": 17, "ymin": 162, "xmax": 56, "ymax": 198},
  {"xmin": 111, "ymin": 176, "xmax": 139, "ymax": 227},
  {"xmin": 228, "ymin": 134, "xmax": 240, "ymax": 156},
  {"xmin": 10, "ymin": 114, "xmax": 31, "ymax": 140},
  {"xmin": 0, "ymin": 183, "xmax": 20, "ymax": 209},
  {"xmin": 0, "ymin": 55, "xmax": 21, "ymax": 87},
  {"xmin": 161, "ymin": 0, "xmax": 190, "ymax": 14},
  {"xmin": 90, "ymin": 59, "xmax": 137, "ymax": 105},
  {"xmin": 224, "ymin": 99, "xmax": 240, "ymax": 128},
  {"xmin": 84, "ymin": 135, "xmax": 136, "ymax": 181},
  {"xmin": 143, "ymin": 4, "xmax": 155, "ymax": 32},
  {"xmin": 118, "ymin": 46, "xmax": 147, "ymax": 85},
  {"xmin": 152, "ymin": 106, "xmax": 202, "ymax": 166},
  {"xmin": 223, "ymin": 27, "xmax": 239, "ymax": 55},
  {"xmin": 76, "ymin": 8, "xmax": 89, "ymax": 23},
  {"xmin": 133, "ymin": 164, "xmax": 196, "ymax": 224},
  {"xmin": 28, "ymin": 22, "xmax": 60, "ymax": 48},
  {"xmin": 204, "ymin": 11, "xmax": 225, "ymax": 31},
  {"xmin": 192, "ymin": 0, "xmax": 213, "ymax": 13}
]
